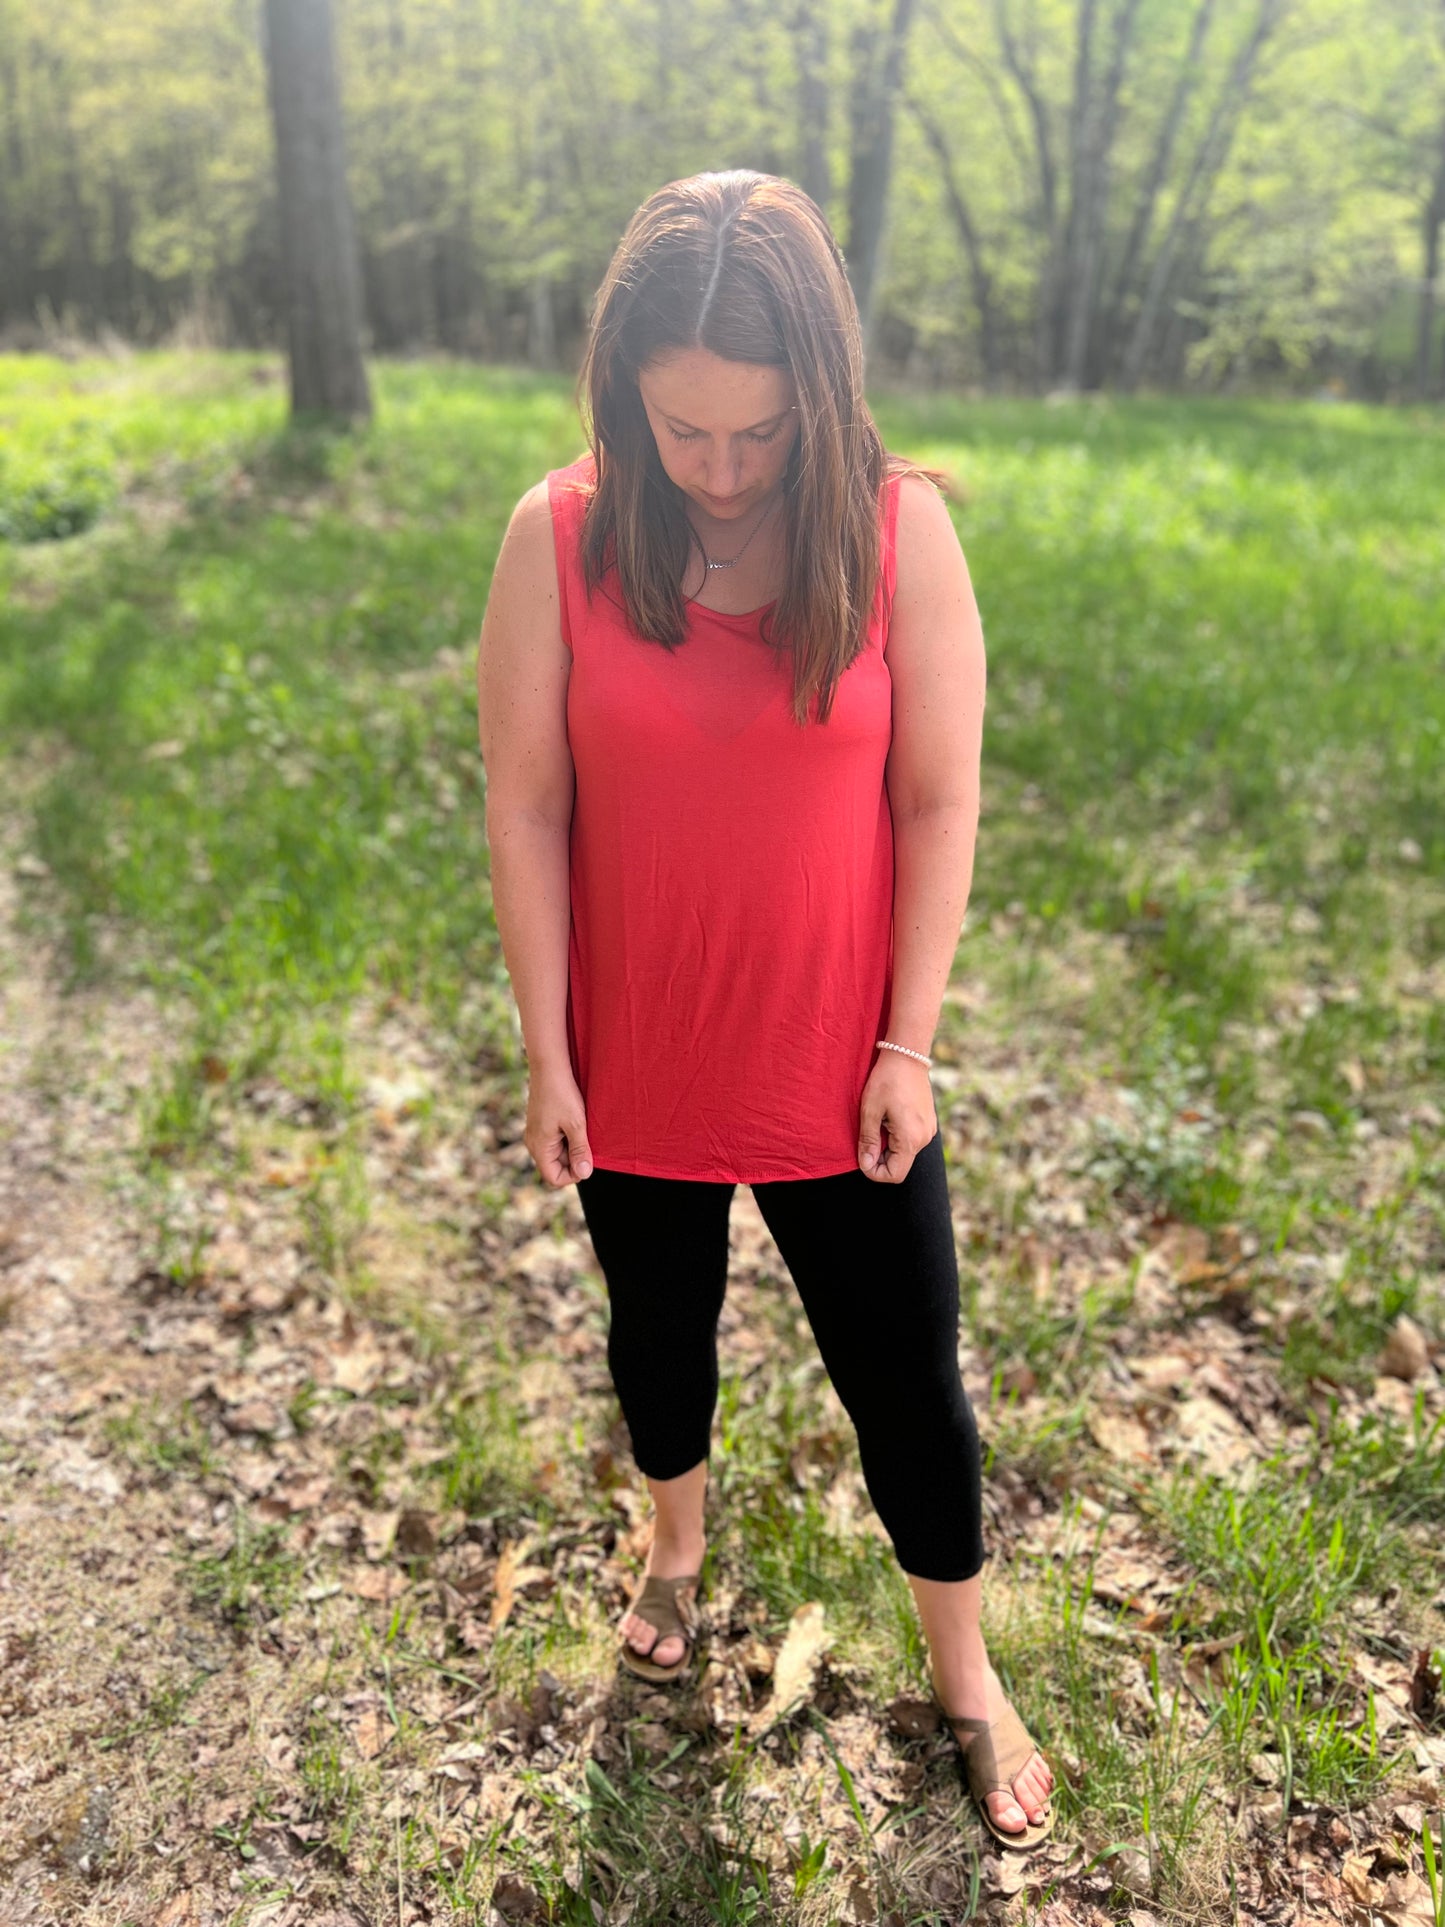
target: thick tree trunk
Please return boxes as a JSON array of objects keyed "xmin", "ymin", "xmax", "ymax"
[
  {"xmin": 846, "ymin": 0, "xmax": 919, "ymax": 356},
  {"xmin": 1064, "ymin": 0, "xmax": 1144, "ymax": 389},
  {"xmin": 794, "ymin": 1, "xmax": 832, "ymax": 214},
  {"xmin": 262, "ymin": 0, "xmax": 372, "ymax": 423}
]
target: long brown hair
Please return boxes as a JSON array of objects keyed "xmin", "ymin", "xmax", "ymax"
[{"xmin": 573, "ymin": 170, "xmax": 946, "ymax": 727}]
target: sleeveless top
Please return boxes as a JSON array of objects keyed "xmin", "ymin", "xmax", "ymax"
[{"xmin": 546, "ymin": 451, "xmax": 901, "ymax": 1183}]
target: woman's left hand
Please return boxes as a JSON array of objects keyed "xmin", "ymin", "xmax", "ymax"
[{"xmin": 857, "ymin": 1053, "xmax": 937, "ymax": 1183}]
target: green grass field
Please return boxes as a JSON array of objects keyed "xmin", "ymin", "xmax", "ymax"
[{"xmin": 1, "ymin": 351, "xmax": 1442, "ymax": 1925}]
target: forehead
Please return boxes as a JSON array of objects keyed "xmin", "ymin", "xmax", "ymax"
[{"xmin": 639, "ymin": 347, "xmax": 795, "ymax": 426}]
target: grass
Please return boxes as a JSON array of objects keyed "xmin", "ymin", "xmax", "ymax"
[{"xmin": 2, "ymin": 349, "xmax": 1443, "ymax": 1924}]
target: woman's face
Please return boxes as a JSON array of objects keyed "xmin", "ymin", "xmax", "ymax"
[{"xmin": 637, "ymin": 346, "xmax": 799, "ymax": 520}]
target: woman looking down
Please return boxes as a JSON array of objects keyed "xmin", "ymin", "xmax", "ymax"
[{"xmin": 476, "ymin": 169, "xmax": 1055, "ymax": 1850}]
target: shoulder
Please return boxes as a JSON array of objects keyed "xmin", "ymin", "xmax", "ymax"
[
  {"xmin": 892, "ymin": 470, "xmax": 962, "ymax": 573},
  {"xmin": 489, "ymin": 479, "xmax": 557, "ymax": 594},
  {"xmin": 890, "ymin": 470, "xmax": 972, "ymax": 608},
  {"xmin": 884, "ymin": 469, "xmax": 982, "ymax": 676},
  {"xmin": 484, "ymin": 475, "xmax": 575, "ymax": 648}
]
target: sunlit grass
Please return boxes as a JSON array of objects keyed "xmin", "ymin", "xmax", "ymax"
[{"xmin": 3, "ymin": 351, "xmax": 1443, "ymax": 1923}]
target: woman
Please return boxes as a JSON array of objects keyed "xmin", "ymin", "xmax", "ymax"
[{"xmin": 476, "ymin": 170, "xmax": 1055, "ymax": 1851}]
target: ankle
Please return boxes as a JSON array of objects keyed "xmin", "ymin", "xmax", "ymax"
[
  {"xmin": 648, "ymin": 1522, "xmax": 706, "ymax": 1568},
  {"xmin": 930, "ymin": 1642, "xmax": 989, "ymax": 1700}
]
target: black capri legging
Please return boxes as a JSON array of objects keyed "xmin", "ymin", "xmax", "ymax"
[{"xmin": 575, "ymin": 1125, "xmax": 985, "ymax": 1583}]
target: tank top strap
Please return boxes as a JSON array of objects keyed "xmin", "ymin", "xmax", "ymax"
[
  {"xmin": 878, "ymin": 468, "xmax": 904, "ymax": 650},
  {"xmin": 546, "ymin": 454, "xmax": 597, "ymax": 657}
]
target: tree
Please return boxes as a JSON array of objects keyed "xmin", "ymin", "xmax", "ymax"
[
  {"xmin": 262, "ymin": 0, "xmax": 372, "ymax": 423},
  {"xmin": 846, "ymin": 0, "xmax": 920, "ymax": 356}
]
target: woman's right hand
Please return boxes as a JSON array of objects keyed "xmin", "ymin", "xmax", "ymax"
[{"xmin": 525, "ymin": 1064, "xmax": 594, "ymax": 1188}]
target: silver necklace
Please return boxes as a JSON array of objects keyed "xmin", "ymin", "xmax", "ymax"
[{"xmin": 699, "ymin": 489, "xmax": 780, "ymax": 570}]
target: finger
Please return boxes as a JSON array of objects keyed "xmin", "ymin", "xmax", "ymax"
[
  {"xmin": 533, "ymin": 1130, "xmax": 570, "ymax": 1189},
  {"xmin": 857, "ymin": 1108, "xmax": 885, "ymax": 1174},
  {"xmin": 564, "ymin": 1122, "xmax": 593, "ymax": 1182},
  {"xmin": 875, "ymin": 1145, "xmax": 916, "ymax": 1184}
]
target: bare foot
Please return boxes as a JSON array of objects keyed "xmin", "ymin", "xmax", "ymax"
[
  {"xmin": 933, "ymin": 1659, "xmax": 1054, "ymax": 1833},
  {"xmin": 619, "ymin": 1530, "xmax": 706, "ymax": 1668}
]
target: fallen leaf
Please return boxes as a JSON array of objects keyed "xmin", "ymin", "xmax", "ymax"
[
  {"xmin": 396, "ymin": 1508, "xmax": 437, "ymax": 1557},
  {"xmin": 347, "ymin": 1566, "xmax": 409, "ymax": 1603},
  {"xmin": 1382, "ymin": 1316, "xmax": 1430, "ymax": 1382},
  {"xmin": 353, "ymin": 1707, "xmax": 395, "ymax": 1759},
  {"xmin": 1089, "ymin": 1408, "xmax": 1153, "ymax": 1463},
  {"xmin": 490, "ymin": 1539, "xmax": 524, "ymax": 1631},
  {"xmin": 331, "ymin": 1333, "xmax": 386, "ymax": 1394},
  {"xmin": 1376, "ymin": 1871, "xmax": 1439, "ymax": 1926},
  {"xmin": 746, "ymin": 1601, "xmax": 829, "ymax": 1735},
  {"xmin": 361, "ymin": 1510, "xmax": 400, "ymax": 1561}
]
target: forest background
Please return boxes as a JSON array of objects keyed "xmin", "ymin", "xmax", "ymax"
[
  {"xmin": 3, "ymin": 0, "xmax": 1445, "ymax": 1923},
  {"xmin": 4, "ymin": 0, "xmax": 1445, "ymax": 398}
]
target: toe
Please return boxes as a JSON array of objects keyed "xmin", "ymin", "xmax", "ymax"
[
  {"xmin": 622, "ymin": 1615, "xmax": 656, "ymax": 1657},
  {"xmin": 988, "ymin": 1793, "xmax": 1028, "ymax": 1833},
  {"xmin": 1016, "ymin": 1755, "xmax": 1051, "ymax": 1823}
]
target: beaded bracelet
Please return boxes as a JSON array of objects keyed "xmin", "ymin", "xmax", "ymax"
[{"xmin": 876, "ymin": 1039, "xmax": 934, "ymax": 1067}]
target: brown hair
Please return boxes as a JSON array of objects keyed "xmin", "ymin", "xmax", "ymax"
[{"xmin": 573, "ymin": 169, "xmax": 947, "ymax": 726}]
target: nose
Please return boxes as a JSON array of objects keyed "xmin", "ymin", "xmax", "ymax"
[{"xmin": 703, "ymin": 449, "xmax": 744, "ymax": 495}]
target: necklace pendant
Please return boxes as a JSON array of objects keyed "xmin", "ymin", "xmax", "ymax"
[{"xmin": 705, "ymin": 558, "xmax": 735, "ymax": 570}]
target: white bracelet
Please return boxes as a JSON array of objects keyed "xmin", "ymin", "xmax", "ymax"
[{"xmin": 876, "ymin": 1039, "xmax": 934, "ymax": 1067}]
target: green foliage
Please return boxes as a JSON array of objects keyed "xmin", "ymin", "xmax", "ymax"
[
  {"xmin": 3, "ymin": 0, "xmax": 1444, "ymax": 388},
  {"xmin": 0, "ymin": 441, "xmax": 117, "ymax": 541}
]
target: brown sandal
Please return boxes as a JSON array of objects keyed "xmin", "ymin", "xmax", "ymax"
[
  {"xmin": 618, "ymin": 1570, "xmax": 702, "ymax": 1683},
  {"xmin": 933, "ymin": 1683, "xmax": 1056, "ymax": 1851}
]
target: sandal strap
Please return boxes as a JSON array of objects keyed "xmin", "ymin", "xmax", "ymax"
[
  {"xmin": 629, "ymin": 1571, "xmax": 700, "ymax": 1646},
  {"xmin": 941, "ymin": 1704, "xmax": 1045, "ymax": 1801}
]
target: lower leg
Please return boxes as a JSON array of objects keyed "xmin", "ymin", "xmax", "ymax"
[
  {"xmin": 907, "ymin": 1569, "xmax": 1054, "ymax": 1832},
  {"xmin": 619, "ymin": 1456, "xmax": 709, "ymax": 1665}
]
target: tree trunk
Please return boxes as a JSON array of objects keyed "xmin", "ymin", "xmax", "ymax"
[
  {"xmin": 992, "ymin": 0, "xmax": 1060, "ymax": 387},
  {"xmin": 907, "ymin": 96, "xmax": 1003, "ymax": 387},
  {"xmin": 846, "ymin": 0, "xmax": 919, "ymax": 356},
  {"xmin": 1119, "ymin": 0, "xmax": 1285, "ymax": 394},
  {"xmin": 262, "ymin": 0, "xmax": 372, "ymax": 422},
  {"xmin": 1064, "ymin": 0, "xmax": 1144, "ymax": 389},
  {"xmin": 1098, "ymin": 0, "xmax": 1216, "ymax": 374},
  {"xmin": 1415, "ymin": 110, "xmax": 1445, "ymax": 400},
  {"xmin": 794, "ymin": 1, "xmax": 832, "ymax": 214}
]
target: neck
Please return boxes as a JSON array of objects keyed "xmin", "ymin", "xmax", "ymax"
[{"xmin": 685, "ymin": 481, "xmax": 783, "ymax": 534}]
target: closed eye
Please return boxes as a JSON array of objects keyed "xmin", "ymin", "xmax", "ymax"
[{"xmin": 666, "ymin": 423, "xmax": 787, "ymax": 446}]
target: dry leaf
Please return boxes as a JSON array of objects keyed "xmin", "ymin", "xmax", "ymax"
[
  {"xmin": 396, "ymin": 1508, "xmax": 437, "ymax": 1557},
  {"xmin": 1148, "ymin": 1223, "xmax": 1210, "ymax": 1277},
  {"xmin": 746, "ymin": 1601, "xmax": 828, "ymax": 1735},
  {"xmin": 347, "ymin": 1566, "xmax": 409, "ymax": 1603},
  {"xmin": 331, "ymin": 1333, "xmax": 386, "ymax": 1395},
  {"xmin": 1170, "ymin": 1393, "xmax": 1256, "ymax": 1476},
  {"xmin": 1382, "ymin": 1316, "xmax": 1430, "ymax": 1382},
  {"xmin": 1089, "ymin": 1407, "xmax": 1153, "ymax": 1463},
  {"xmin": 1340, "ymin": 1853, "xmax": 1375, "ymax": 1903},
  {"xmin": 353, "ymin": 1707, "xmax": 395, "ymax": 1759},
  {"xmin": 490, "ymin": 1538, "xmax": 524, "ymax": 1631},
  {"xmin": 361, "ymin": 1510, "xmax": 400, "ymax": 1561},
  {"xmin": 1376, "ymin": 1871, "xmax": 1439, "ymax": 1926}
]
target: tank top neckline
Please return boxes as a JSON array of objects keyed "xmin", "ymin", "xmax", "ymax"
[{"xmin": 683, "ymin": 593, "xmax": 779, "ymax": 625}]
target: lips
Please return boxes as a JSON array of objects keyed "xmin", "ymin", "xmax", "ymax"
[{"xmin": 702, "ymin": 490, "xmax": 746, "ymax": 511}]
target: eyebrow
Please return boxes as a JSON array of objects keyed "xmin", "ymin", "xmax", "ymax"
[{"xmin": 659, "ymin": 406, "xmax": 792, "ymax": 434}]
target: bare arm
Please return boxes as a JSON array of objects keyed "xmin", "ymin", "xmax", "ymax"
[
  {"xmin": 857, "ymin": 473, "xmax": 986, "ymax": 1181},
  {"xmin": 475, "ymin": 480, "xmax": 594, "ymax": 1184}
]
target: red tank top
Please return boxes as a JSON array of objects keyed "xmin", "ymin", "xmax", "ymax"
[{"xmin": 547, "ymin": 452, "xmax": 900, "ymax": 1182}]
